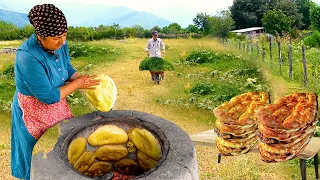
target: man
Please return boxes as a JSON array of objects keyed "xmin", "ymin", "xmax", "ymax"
[
  {"xmin": 145, "ymin": 31, "xmax": 165, "ymax": 57},
  {"xmin": 145, "ymin": 31, "xmax": 165, "ymax": 80}
]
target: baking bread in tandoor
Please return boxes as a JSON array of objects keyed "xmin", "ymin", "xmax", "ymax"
[
  {"xmin": 213, "ymin": 92, "xmax": 270, "ymax": 156},
  {"xmin": 256, "ymin": 93, "xmax": 318, "ymax": 162}
]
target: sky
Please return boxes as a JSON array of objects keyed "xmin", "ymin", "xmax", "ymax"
[
  {"xmin": 1, "ymin": 0, "xmax": 320, "ymax": 28},
  {"xmin": 0, "ymin": 0, "xmax": 234, "ymax": 27}
]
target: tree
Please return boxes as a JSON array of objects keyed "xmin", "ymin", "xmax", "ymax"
[
  {"xmin": 210, "ymin": 10, "xmax": 235, "ymax": 38},
  {"xmin": 167, "ymin": 22, "xmax": 183, "ymax": 34},
  {"xmin": 132, "ymin": 25, "xmax": 145, "ymax": 38},
  {"xmin": 272, "ymin": 0, "xmax": 304, "ymax": 29},
  {"xmin": 150, "ymin": 26, "xmax": 161, "ymax": 33},
  {"xmin": 230, "ymin": 0, "xmax": 269, "ymax": 29},
  {"xmin": 185, "ymin": 24, "xmax": 198, "ymax": 33},
  {"xmin": 0, "ymin": 21, "xmax": 20, "ymax": 40},
  {"xmin": 193, "ymin": 12, "xmax": 211, "ymax": 35},
  {"xmin": 19, "ymin": 24, "xmax": 34, "ymax": 39},
  {"xmin": 262, "ymin": 9, "xmax": 294, "ymax": 36},
  {"xmin": 310, "ymin": 6, "xmax": 320, "ymax": 31},
  {"xmin": 294, "ymin": 0, "xmax": 317, "ymax": 29}
]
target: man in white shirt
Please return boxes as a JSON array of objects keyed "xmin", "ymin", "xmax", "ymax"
[
  {"xmin": 145, "ymin": 31, "xmax": 165, "ymax": 57},
  {"xmin": 145, "ymin": 31, "xmax": 166, "ymax": 81}
]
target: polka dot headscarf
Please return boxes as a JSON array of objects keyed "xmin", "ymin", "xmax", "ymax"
[{"xmin": 28, "ymin": 4, "xmax": 68, "ymax": 37}]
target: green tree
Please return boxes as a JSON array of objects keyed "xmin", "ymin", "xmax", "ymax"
[
  {"xmin": 262, "ymin": 9, "xmax": 294, "ymax": 36},
  {"xmin": 185, "ymin": 24, "xmax": 198, "ymax": 33},
  {"xmin": 167, "ymin": 22, "xmax": 183, "ymax": 34},
  {"xmin": 272, "ymin": 0, "xmax": 304, "ymax": 29},
  {"xmin": 193, "ymin": 12, "xmax": 211, "ymax": 35},
  {"xmin": 230, "ymin": 0, "xmax": 269, "ymax": 29},
  {"xmin": 123, "ymin": 27, "xmax": 137, "ymax": 38},
  {"xmin": 294, "ymin": 0, "xmax": 317, "ymax": 29},
  {"xmin": 132, "ymin": 25, "xmax": 145, "ymax": 38},
  {"xmin": 310, "ymin": 5, "xmax": 320, "ymax": 31},
  {"xmin": 0, "ymin": 21, "xmax": 20, "ymax": 40},
  {"xmin": 150, "ymin": 26, "xmax": 161, "ymax": 33},
  {"xmin": 210, "ymin": 10, "xmax": 235, "ymax": 38},
  {"xmin": 19, "ymin": 24, "xmax": 34, "ymax": 39}
]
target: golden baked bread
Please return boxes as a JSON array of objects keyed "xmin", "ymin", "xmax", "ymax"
[
  {"xmin": 214, "ymin": 92, "xmax": 269, "ymax": 125},
  {"xmin": 95, "ymin": 145, "xmax": 128, "ymax": 161},
  {"xmin": 257, "ymin": 93, "xmax": 317, "ymax": 129},
  {"xmin": 88, "ymin": 125, "xmax": 128, "ymax": 146},
  {"xmin": 128, "ymin": 128, "xmax": 162, "ymax": 161}
]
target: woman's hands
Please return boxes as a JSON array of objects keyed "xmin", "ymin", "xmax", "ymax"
[
  {"xmin": 60, "ymin": 73, "xmax": 101, "ymax": 100},
  {"xmin": 76, "ymin": 74, "xmax": 101, "ymax": 89}
]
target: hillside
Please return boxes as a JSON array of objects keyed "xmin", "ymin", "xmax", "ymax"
[
  {"xmin": 0, "ymin": 6, "xmax": 171, "ymax": 29},
  {"xmin": 0, "ymin": 8, "xmax": 29, "ymax": 27}
]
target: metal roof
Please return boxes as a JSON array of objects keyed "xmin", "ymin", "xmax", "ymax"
[{"xmin": 231, "ymin": 27, "xmax": 264, "ymax": 33}]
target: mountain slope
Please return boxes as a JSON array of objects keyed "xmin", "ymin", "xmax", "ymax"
[
  {"xmin": 0, "ymin": 8, "xmax": 29, "ymax": 27},
  {"xmin": 80, "ymin": 6, "xmax": 135, "ymax": 27},
  {"xmin": 0, "ymin": 5, "xmax": 171, "ymax": 29},
  {"xmin": 79, "ymin": 6, "xmax": 171, "ymax": 28},
  {"xmin": 111, "ymin": 11, "xmax": 171, "ymax": 29}
]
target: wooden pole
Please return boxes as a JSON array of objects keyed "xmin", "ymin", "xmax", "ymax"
[
  {"xmin": 302, "ymin": 45, "xmax": 308, "ymax": 87},
  {"xmin": 277, "ymin": 40, "xmax": 282, "ymax": 75},
  {"xmin": 257, "ymin": 42, "xmax": 260, "ymax": 55},
  {"xmin": 269, "ymin": 36, "xmax": 272, "ymax": 61},
  {"xmin": 251, "ymin": 37, "xmax": 254, "ymax": 53},
  {"xmin": 262, "ymin": 40, "xmax": 266, "ymax": 62},
  {"xmin": 288, "ymin": 40, "xmax": 293, "ymax": 80}
]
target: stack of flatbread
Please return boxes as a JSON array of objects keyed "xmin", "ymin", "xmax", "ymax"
[
  {"xmin": 213, "ymin": 92, "xmax": 270, "ymax": 156},
  {"xmin": 256, "ymin": 93, "xmax": 318, "ymax": 162}
]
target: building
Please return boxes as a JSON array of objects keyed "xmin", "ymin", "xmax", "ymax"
[{"xmin": 231, "ymin": 27, "xmax": 265, "ymax": 37}]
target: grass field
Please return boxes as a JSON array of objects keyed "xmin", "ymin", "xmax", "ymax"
[{"xmin": 0, "ymin": 38, "xmax": 319, "ymax": 180}]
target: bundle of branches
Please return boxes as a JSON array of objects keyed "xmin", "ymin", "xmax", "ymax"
[{"xmin": 139, "ymin": 57, "xmax": 175, "ymax": 71}]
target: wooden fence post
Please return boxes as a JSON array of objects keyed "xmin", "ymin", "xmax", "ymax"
[
  {"xmin": 251, "ymin": 37, "xmax": 254, "ymax": 53},
  {"xmin": 238, "ymin": 41, "xmax": 241, "ymax": 50},
  {"xmin": 302, "ymin": 45, "xmax": 308, "ymax": 87},
  {"xmin": 288, "ymin": 40, "xmax": 293, "ymax": 80},
  {"xmin": 257, "ymin": 42, "xmax": 260, "ymax": 56},
  {"xmin": 262, "ymin": 40, "xmax": 266, "ymax": 62},
  {"xmin": 277, "ymin": 41, "xmax": 282, "ymax": 75},
  {"xmin": 269, "ymin": 36, "xmax": 272, "ymax": 61},
  {"xmin": 243, "ymin": 42, "xmax": 246, "ymax": 52}
]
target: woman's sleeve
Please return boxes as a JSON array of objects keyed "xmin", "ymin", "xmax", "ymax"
[
  {"xmin": 64, "ymin": 42, "xmax": 77, "ymax": 80},
  {"xmin": 15, "ymin": 51, "xmax": 60, "ymax": 104}
]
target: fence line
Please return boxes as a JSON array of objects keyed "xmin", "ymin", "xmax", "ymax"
[{"xmin": 221, "ymin": 37, "xmax": 316, "ymax": 89}]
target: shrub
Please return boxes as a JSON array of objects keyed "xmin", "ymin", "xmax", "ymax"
[
  {"xmin": 68, "ymin": 43, "xmax": 115, "ymax": 58},
  {"xmin": 1, "ymin": 64, "xmax": 14, "ymax": 78},
  {"xmin": 185, "ymin": 49, "xmax": 240, "ymax": 64},
  {"xmin": 186, "ymin": 49, "xmax": 215, "ymax": 64},
  {"xmin": 190, "ymin": 83, "xmax": 215, "ymax": 95},
  {"xmin": 303, "ymin": 31, "xmax": 320, "ymax": 48}
]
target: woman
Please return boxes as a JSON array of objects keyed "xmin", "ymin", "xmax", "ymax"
[{"xmin": 11, "ymin": 4, "xmax": 100, "ymax": 179}]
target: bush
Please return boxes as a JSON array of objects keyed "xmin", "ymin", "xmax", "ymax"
[
  {"xmin": 68, "ymin": 43, "xmax": 115, "ymax": 58},
  {"xmin": 190, "ymin": 83, "xmax": 215, "ymax": 95},
  {"xmin": 186, "ymin": 49, "xmax": 215, "ymax": 64},
  {"xmin": 1, "ymin": 64, "xmax": 14, "ymax": 78},
  {"xmin": 303, "ymin": 31, "xmax": 320, "ymax": 48},
  {"xmin": 185, "ymin": 49, "xmax": 240, "ymax": 64}
]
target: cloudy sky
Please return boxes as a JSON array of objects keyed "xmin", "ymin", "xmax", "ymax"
[{"xmin": 1, "ymin": 0, "xmax": 320, "ymax": 27}]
